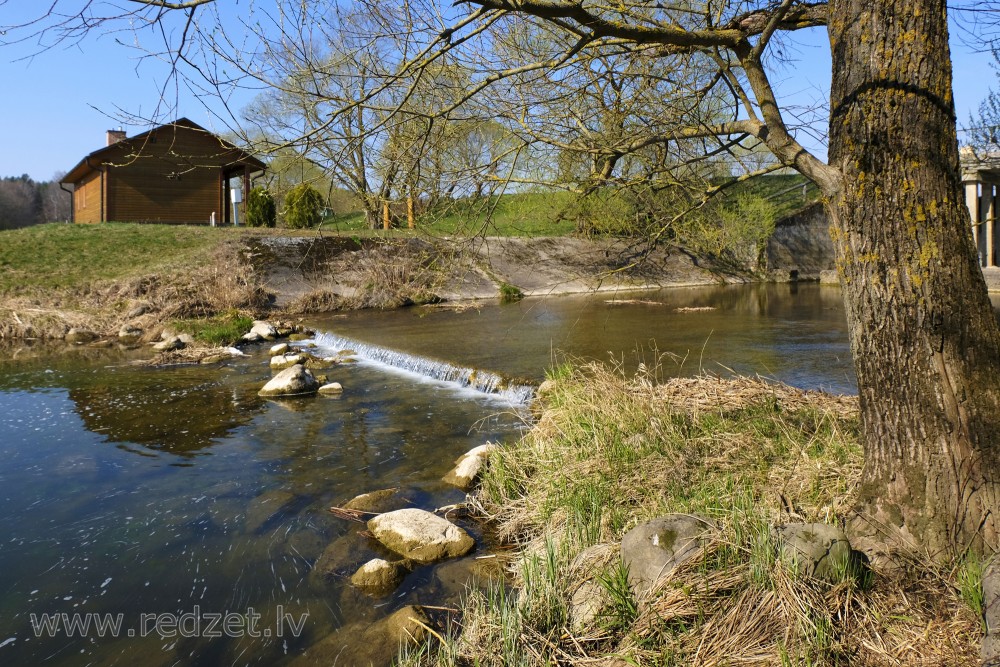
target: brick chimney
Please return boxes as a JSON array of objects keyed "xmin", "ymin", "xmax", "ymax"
[{"xmin": 106, "ymin": 128, "xmax": 126, "ymax": 146}]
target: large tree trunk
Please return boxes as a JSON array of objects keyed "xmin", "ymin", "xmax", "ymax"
[{"xmin": 828, "ymin": 0, "xmax": 1000, "ymax": 557}]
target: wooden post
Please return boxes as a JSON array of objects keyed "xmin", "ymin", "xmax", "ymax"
[
  {"xmin": 383, "ymin": 201, "xmax": 391, "ymax": 230},
  {"xmin": 407, "ymin": 193, "xmax": 415, "ymax": 229}
]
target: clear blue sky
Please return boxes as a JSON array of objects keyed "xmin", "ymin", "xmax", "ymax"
[{"xmin": 0, "ymin": 5, "xmax": 993, "ymax": 182}]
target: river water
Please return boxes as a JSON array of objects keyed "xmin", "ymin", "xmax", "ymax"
[{"xmin": 0, "ymin": 283, "xmax": 859, "ymax": 665}]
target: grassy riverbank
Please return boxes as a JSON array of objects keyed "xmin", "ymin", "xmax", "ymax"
[
  {"xmin": 401, "ymin": 363, "xmax": 981, "ymax": 666},
  {"xmin": 0, "ymin": 223, "xmax": 271, "ymax": 341}
]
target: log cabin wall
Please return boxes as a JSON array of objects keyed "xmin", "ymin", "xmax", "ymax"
[
  {"xmin": 62, "ymin": 119, "xmax": 264, "ymax": 225},
  {"xmin": 73, "ymin": 171, "xmax": 103, "ymax": 224},
  {"xmin": 105, "ymin": 126, "xmax": 232, "ymax": 224}
]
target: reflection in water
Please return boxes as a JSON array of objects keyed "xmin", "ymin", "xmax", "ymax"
[
  {"xmin": 66, "ymin": 365, "xmax": 266, "ymax": 458},
  {"xmin": 0, "ymin": 352, "xmax": 524, "ymax": 666}
]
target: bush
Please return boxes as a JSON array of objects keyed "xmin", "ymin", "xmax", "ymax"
[
  {"xmin": 245, "ymin": 186, "xmax": 276, "ymax": 228},
  {"xmin": 283, "ymin": 183, "xmax": 325, "ymax": 229},
  {"xmin": 498, "ymin": 282, "xmax": 524, "ymax": 303}
]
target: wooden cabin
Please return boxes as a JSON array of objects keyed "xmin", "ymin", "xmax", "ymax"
[{"xmin": 61, "ymin": 118, "xmax": 266, "ymax": 225}]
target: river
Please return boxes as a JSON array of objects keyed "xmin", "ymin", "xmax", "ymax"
[{"xmin": 0, "ymin": 283, "xmax": 862, "ymax": 665}]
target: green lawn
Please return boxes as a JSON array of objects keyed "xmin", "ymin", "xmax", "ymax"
[
  {"xmin": 0, "ymin": 223, "xmax": 228, "ymax": 294},
  {"xmin": 317, "ymin": 190, "xmax": 580, "ymax": 237}
]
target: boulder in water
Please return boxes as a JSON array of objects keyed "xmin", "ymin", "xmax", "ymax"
[
  {"xmin": 258, "ymin": 365, "xmax": 320, "ymax": 397},
  {"xmin": 287, "ymin": 605, "xmax": 428, "ymax": 667},
  {"xmin": 368, "ymin": 508, "xmax": 475, "ymax": 563},
  {"xmin": 342, "ymin": 487, "xmax": 408, "ymax": 514},
  {"xmin": 250, "ymin": 320, "xmax": 279, "ymax": 340},
  {"xmin": 443, "ymin": 443, "xmax": 499, "ymax": 490},
  {"xmin": 269, "ymin": 353, "xmax": 306, "ymax": 370},
  {"xmin": 350, "ymin": 558, "xmax": 412, "ymax": 597}
]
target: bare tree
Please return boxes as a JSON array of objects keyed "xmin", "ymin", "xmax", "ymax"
[{"xmin": 40, "ymin": 173, "xmax": 72, "ymax": 223}]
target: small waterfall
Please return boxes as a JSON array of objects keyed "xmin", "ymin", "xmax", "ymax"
[{"xmin": 310, "ymin": 332, "xmax": 536, "ymax": 404}]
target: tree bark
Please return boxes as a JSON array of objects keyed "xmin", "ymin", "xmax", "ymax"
[{"xmin": 828, "ymin": 0, "xmax": 1000, "ymax": 557}]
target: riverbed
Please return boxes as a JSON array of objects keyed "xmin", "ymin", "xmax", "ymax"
[{"xmin": 0, "ymin": 283, "xmax": 859, "ymax": 666}]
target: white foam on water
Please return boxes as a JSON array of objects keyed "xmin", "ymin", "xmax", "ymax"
[{"xmin": 308, "ymin": 332, "xmax": 535, "ymax": 405}]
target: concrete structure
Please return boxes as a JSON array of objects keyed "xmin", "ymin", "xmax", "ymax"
[{"xmin": 961, "ymin": 147, "xmax": 1000, "ymax": 269}]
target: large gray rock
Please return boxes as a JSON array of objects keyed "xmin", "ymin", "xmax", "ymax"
[
  {"xmin": 258, "ymin": 365, "xmax": 320, "ymax": 397},
  {"xmin": 250, "ymin": 320, "xmax": 279, "ymax": 340},
  {"xmin": 153, "ymin": 336, "xmax": 185, "ymax": 352},
  {"xmin": 442, "ymin": 443, "xmax": 498, "ymax": 490},
  {"xmin": 65, "ymin": 328, "xmax": 99, "ymax": 344},
  {"xmin": 269, "ymin": 353, "xmax": 306, "ymax": 370},
  {"xmin": 773, "ymin": 522, "xmax": 861, "ymax": 583},
  {"xmin": 350, "ymin": 558, "xmax": 412, "ymax": 597},
  {"xmin": 621, "ymin": 514, "xmax": 712, "ymax": 594},
  {"xmin": 368, "ymin": 508, "xmax": 475, "ymax": 564}
]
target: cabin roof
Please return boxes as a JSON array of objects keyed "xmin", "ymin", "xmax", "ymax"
[{"xmin": 61, "ymin": 118, "xmax": 266, "ymax": 184}]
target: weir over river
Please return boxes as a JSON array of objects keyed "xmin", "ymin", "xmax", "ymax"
[{"xmin": 0, "ymin": 283, "xmax": 939, "ymax": 666}]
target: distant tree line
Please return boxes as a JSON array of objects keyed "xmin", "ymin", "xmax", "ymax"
[{"xmin": 0, "ymin": 174, "xmax": 72, "ymax": 230}]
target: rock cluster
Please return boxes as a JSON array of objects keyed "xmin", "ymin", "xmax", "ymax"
[
  {"xmin": 618, "ymin": 514, "xmax": 867, "ymax": 599},
  {"xmin": 233, "ymin": 320, "xmax": 346, "ymax": 398},
  {"xmin": 317, "ymin": 488, "xmax": 483, "ymax": 602}
]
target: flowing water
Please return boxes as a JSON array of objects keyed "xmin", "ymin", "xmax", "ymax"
[
  {"xmin": 0, "ymin": 283, "xmax": 865, "ymax": 666},
  {"xmin": 308, "ymin": 282, "xmax": 857, "ymax": 393}
]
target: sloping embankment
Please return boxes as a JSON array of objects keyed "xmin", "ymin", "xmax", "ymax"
[{"xmin": 247, "ymin": 235, "xmax": 742, "ymax": 310}]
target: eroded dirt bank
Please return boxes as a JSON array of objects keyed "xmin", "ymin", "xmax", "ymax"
[{"xmin": 248, "ymin": 235, "xmax": 739, "ymax": 309}]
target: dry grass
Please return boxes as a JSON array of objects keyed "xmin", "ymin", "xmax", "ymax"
[
  {"xmin": 400, "ymin": 363, "xmax": 981, "ymax": 667},
  {"xmin": 284, "ymin": 288, "xmax": 347, "ymax": 314},
  {"xmin": 282, "ymin": 238, "xmax": 449, "ymax": 313},
  {"xmin": 0, "ymin": 240, "xmax": 270, "ymax": 341}
]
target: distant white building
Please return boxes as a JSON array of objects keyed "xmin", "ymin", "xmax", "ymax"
[{"xmin": 961, "ymin": 146, "xmax": 1000, "ymax": 268}]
